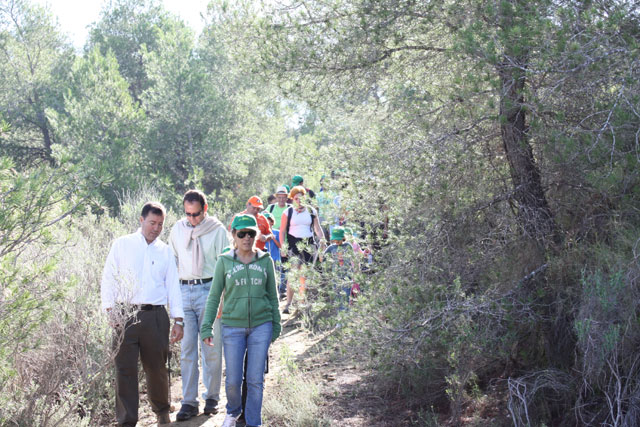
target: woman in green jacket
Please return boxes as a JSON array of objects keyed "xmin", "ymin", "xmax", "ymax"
[{"xmin": 201, "ymin": 214, "xmax": 281, "ymax": 427}]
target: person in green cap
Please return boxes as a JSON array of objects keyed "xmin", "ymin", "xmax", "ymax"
[
  {"xmin": 291, "ymin": 174, "xmax": 315, "ymax": 199},
  {"xmin": 320, "ymin": 226, "xmax": 357, "ymax": 309},
  {"xmin": 200, "ymin": 214, "xmax": 281, "ymax": 427}
]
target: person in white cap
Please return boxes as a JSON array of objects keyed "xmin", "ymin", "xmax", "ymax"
[{"xmin": 265, "ymin": 185, "xmax": 291, "ymax": 230}]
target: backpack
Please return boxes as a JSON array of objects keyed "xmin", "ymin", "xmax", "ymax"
[
  {"xmin": 285, "ymin": 206, "xmax": 317, "ymax": 242},
  {"xmin": 267, "ymin": 203, "xmax": 291, "ymax": 213}
]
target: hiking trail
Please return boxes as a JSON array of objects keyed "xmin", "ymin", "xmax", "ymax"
[{"xmin": 134, "ymin": 298, "xmax": 395, "ymax": 426}]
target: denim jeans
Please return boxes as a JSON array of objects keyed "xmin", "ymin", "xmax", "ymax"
[
  {"xmin": 222, "ymin": 321, "xmax": 272, "ymax": 427},
  {"xmin": 276, "ymin": 262, "xmax": 287, "ymax": 295},
  {"xmin": 180, "ymin": 282, "xmax": 223, "ymax": 407}
]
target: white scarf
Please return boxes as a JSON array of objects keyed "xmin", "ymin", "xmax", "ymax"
[{"xmin": 181, "ymin": 216, "xmax": 223, "ymax": 276}]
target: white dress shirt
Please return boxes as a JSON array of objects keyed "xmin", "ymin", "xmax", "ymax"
[{"xmin": 101, "ymin": 229, "xmax": 184, "ymax": 319}]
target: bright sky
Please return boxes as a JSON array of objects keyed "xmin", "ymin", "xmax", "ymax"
[{"xmin": 33, "ymin": 0, "xmax": 211, "ymax": 49}]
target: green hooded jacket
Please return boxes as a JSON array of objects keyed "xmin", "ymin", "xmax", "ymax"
[{"xmin": 200, "ymin": 249, "xmax": 281, "ymax": 342}]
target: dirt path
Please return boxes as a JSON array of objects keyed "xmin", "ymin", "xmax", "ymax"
[{"xmin": 135, "ymin": 299, "xmax": 395, "ymax": 426}]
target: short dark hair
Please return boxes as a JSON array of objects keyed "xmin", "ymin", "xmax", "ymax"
[
  {"xmin": 141, "ymin": 201, "xmax": 166, "ymax": 218},
  {"xmin": 183, "ymin": 189, "xmax": 207, "ymax": 208},
  {"xmin": 267, "ymin": 194, "xmax": 276, "ymax": 204}
]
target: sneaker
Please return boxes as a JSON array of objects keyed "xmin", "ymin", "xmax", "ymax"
[
  {"xmin": 203, "ymin": 398, "xmax": 218, "ymax": 415},
  {"xmin": 175, "ymin": 403, "xmax": 198, "ymax": 421},
  {"xmin": 221, "ymin": 413, "xmax": 239, "ymax": 427}
]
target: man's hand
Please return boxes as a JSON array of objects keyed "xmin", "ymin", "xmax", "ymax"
[
  {"xmin": 203, "ymin": 337, "xmax": 214, "ymax": 346},
  {"xmin": 170, "ymin": 323, "xmax": 184, "ymax": 343}
]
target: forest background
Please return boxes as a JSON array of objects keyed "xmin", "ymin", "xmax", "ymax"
[{"xmin": 1, "ymin": 0, "xmax": 639, "ymax": 425}]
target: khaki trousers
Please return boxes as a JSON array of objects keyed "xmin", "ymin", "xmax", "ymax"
[{"xmin": 113, "ymin": 306, "xmax": 170, "ymax": 426}]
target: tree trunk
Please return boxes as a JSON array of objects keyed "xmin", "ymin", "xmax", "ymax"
[
  {"xmin": 36, "ymin": 108, "xmax": 54, "ymax": 165},
  {"xmin": 498, "ymin": 56, "xmax": 556, "ymax": 244}
]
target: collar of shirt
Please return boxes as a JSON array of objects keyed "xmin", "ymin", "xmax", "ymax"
[{"xmin": 136, "ymin": 228, "xmax": 161, "ymax": 246}]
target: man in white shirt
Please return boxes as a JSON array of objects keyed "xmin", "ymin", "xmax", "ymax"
[
  {"xmin": 169, "ymin": 190, "xmax": 229, "ymax": 421},
  {"xmin": 101, "ymin": 201, "xmax": 184, "ymax": 426}
]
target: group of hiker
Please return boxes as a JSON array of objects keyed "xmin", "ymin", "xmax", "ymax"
[{"xmin": 100, "ymin": 175, "xmax": 370, "ymax": 427}]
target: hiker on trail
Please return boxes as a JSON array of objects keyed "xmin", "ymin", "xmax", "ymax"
[
  {"xmin": 320, "ymin": 226, "xmax": 357, "ymax": 309},
  {"xmin": 316, "ymin": 174, "xmax": 342, "ymax": 240},
  {"xmin": 100, "ymin": 201, "xmax": 184, "ymax": 426},
  {"xmin": 345, "ymin": 227, "xmax": 373, "ymax": 273},
  {"xmin": 291, "ymin": 174, "xmax": 316, "ymax": 199},
  {"xmin": 265, "ymin": 186, "xmax": 291, "ymax": 298},
  {"xmin": 169, "ymin": 190, "xmax": 229, "ymax": 421},
  {"xmin": 283, "ymin": 184, "xmax": 292, "ymax": 203},
  {"xmin": 200, "ymin": 214, "xmax": 281, "ymax": 427},
  {"xmin": 279, "ymin": 185, "xmax": 326, "ymax": 314},
  {"xmin": 262, "ymin": 211, "xmax": 284, "ymax": 299},
  {"xmin": 229, "ymin": 196, "xmax": 273, "ymax": 251},
  {"xmin": 265, "ymin": 186, "xmax": 291, "ymax": 230}
]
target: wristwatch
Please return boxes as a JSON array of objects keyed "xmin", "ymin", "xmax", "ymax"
[{"xmin": 175, "ymin": 320, "xmax": 184, "ymax": 327}]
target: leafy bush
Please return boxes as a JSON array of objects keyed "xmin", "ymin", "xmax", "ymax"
[{"xmin": 0, "ymin": 180, "xmax": 173, "ymax": 426}]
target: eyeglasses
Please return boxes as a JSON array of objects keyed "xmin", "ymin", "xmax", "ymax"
[
  {"xmin": 237, "ymin": 230, "xmax": 257, "ymax": 239},
  {"xmin": 185, "ymin": 211, "xmax": 202, "ymax": 218}
]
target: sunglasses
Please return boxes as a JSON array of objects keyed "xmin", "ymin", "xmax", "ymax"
[
  {"xmin": 237, "ymin": 230, "xmax": 257, "ymax": 239},
  {"xmin": 185, "ymin": 211, "xmax": 202, "ymax": 218}
]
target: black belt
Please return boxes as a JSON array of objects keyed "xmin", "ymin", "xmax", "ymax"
[
  {"xmin": 139, "ymin": 304, "xmax": 164, "ymax": 311},
  {"xmin": 180, "ymin": 278, "xmax": 212, "ymax": 285},
  {"xmin": 116, "ymin": 303, "xmax": 164, "ymax": 313}
]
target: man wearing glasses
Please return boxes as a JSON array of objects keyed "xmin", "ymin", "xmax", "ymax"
[{"xmin": 169, "ymin": 190, "xmax": 230, "ymax": 421}]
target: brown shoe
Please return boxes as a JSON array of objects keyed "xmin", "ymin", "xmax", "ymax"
[{"xmin": 157, "ymin": 412, "xmax": 171, "ymax": 424}]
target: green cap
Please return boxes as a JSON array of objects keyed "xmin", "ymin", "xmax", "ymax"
[
  {"xmin": 231, "ymin": 214, "xmax": 258, "ymax": 231},
  {"xmin": 292, "ymin": 175, "xmax": 304, "ymax": 186},
  {"xmin": 330, "ymin": 227, "xmax": 345, "ymax": 241},
  {"xmin": 262, "ymin": 211, "xmax": 274, "ymax": 221},
  {"xmin": 283, "ymin": 184, "xmax": 291, "ymax": 192}
]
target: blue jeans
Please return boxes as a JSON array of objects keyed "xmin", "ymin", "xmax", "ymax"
[
  {"xmin": 276, "ymin": 262, "xmax": 287, "ymax": 295},
  {"xmin": 222, "ymin": 322, "xmax": 272, "ymax": 427},
  {"xmin": 180, "ymin": 282, "xmax": 223, "ymax": 407}
]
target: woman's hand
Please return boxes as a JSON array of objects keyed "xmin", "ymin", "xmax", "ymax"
[{"xmin": 203, "ymin": 337, "xmax": 214, "ymax": 346}]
